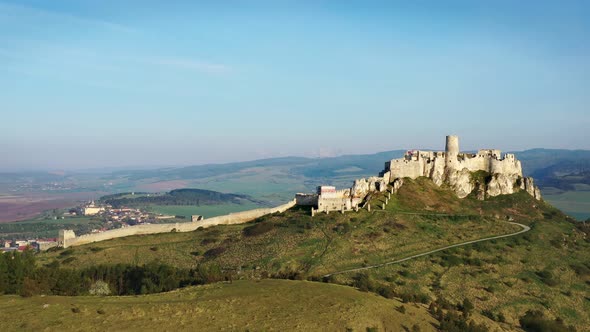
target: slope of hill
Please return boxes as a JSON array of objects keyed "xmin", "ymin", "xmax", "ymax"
[
  {"xmin": 35, "ymin": 177, "xmax": 590, "ymax": 330},
  {"xmin": 0, "ymin": 279, "xmax": 437, "ymax": 331}
]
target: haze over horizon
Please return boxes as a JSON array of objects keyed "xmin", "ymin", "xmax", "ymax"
[{"xmin": 1, "ymin": 1, "xmax": 589, "ymax": 171}]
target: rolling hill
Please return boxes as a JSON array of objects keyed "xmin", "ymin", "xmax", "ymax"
[{"xmin": 31, "ymin": 177, "xmax": 590, "ymax": 331}]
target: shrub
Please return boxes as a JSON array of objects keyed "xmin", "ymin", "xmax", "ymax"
[
  {"xmin": 59, "ymin": 249, "xmax": 75, "ymax": 257},
  {"xmin": 536, "ymin": 270, "xmax": 558, "ymax": 287},
  {"xmin": 439, "ymin": 311, "xmax": 489, "ymax": 332},
  {"xmin": 461, "ymin": 298, "xmax": 474, "ymax": 317},
  {"xmin": 200, "ymin": 237, "xmax": 217, "ymax": 245},
  {"xmin": 482, "ymin": 309, "xmax": 495, "ymax": 321},
  {"xmin": 203, "ymin": 246, "xmax": 226, "ymax": 259},
  {"xmin": 243, "ymin": 222, "xmax": 274, "ymax": 237},
  {"xmin": 570, "ymin": 263, "xmax": 590, "ymax": 277},
  {"xmin": 353, "ymin": 273, "xmax": 374, "ymax": 292},
  {"xmin": 62, "ymin": 257, "xmax": 77, "ymax": 265},
  {"xmin": 519, "ymin": 310, "xmax": 576, "ymax": 332},
  {"xmin": 377, "ymin": 286, "xmax": 396, "ymax": 299}
]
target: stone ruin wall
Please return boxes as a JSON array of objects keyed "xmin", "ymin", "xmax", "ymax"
[
  {"xmin": 60, "ymin": 200, "xmax": 296, "ymax": 248},
  {"xmin": 382, "ymin": 136, "xmax": 539, "ymax": 200}
]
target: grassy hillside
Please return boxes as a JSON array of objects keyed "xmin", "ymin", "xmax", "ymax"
[
  {"xmin": 33, "ymin": 177, "xmax": 590, "ymax": 330},
  {"xmin": 38, "ymin": 179, "xmax": 522, "ymax": 274},
  {"xmin": 0, "ymin": 279, "xmax": 437, "ymax": 331}
]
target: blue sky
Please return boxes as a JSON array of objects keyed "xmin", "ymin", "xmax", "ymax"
[{"xmin": 0, "ymin": 0, "xmax": 589, "ymax": 170}]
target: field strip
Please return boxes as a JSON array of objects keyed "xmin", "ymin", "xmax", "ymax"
[{"xmin": 323, "ymin": 221, "xmax": 531, "ymax": 277}]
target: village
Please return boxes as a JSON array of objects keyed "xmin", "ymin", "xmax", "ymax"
[{"xmin": 1, "ymin": 200, "xmax": 184, "ymax": 253}]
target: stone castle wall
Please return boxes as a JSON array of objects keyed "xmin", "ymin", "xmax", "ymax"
[
  {"xmin": 382, "ymin": 136, "xmax": 539, "ymax": 200},
  {"xmin": 61, "ymin": 200, "xmax": 296, "ymax": 248}
]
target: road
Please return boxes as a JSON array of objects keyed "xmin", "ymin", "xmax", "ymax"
[{"xmin": 323, "ymin": 221, "xmax": 531, "ymax": 277}]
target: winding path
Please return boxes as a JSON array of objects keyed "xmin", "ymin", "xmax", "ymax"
[{"xmin": 323, "ymin": 221, "xmax": 531, "ymax": 277}]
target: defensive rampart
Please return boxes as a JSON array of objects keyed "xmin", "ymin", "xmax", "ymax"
[{"xmin": 60, "ymin": 200, "xmax": 296, "ymax": 248}]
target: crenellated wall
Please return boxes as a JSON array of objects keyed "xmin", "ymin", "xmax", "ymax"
[{"xmin": 60, "ymin": 200, "xmax": 296, "ymax": 248}]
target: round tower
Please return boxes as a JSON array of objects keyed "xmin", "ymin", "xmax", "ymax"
[{"xmin": 445, "ymin": 135, "xmax": 460, "ymax": 168}]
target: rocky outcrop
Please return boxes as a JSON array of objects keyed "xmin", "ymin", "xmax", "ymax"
[
  {"xmin": 523, "ymin": 177, "xmax": 542, "ymax": 200},
  {"xmin": 447, "ymin": 168, "xmax": 475, "ymax": 199},
  {"xmin": 382, "ymin": 136, "xmax": 542, "ymax": 201},
  {"xmin": 351, "ymin": 179, "xmax": 370, "ymax": 198},
  {"xmin": 486, "ymin": 173, "xmax": 520, "ymax": 197}
]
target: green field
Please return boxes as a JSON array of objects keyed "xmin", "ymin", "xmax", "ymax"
[
  {"xmin": 543, "ymin": 190, "xmax": 590, "ymax": 220},
  {"xmin": 147, "ymin": 202, "xmax": 263, "ymax": 218},
  {"xmin": 0, "ymin": 279, "xmax": 437, "ymax": 331}
]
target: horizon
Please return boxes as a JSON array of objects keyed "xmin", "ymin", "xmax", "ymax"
[
  {"xmin": 2, "ymin": 145, "xmax": 588, "ymax": 173},
  {"xmin": 1, "ymin": 1, "xmax": 589, "ymax": 170}
]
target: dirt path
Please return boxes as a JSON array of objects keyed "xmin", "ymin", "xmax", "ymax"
[{"xmin": 323, "ymin": 221, "xmax": 531, "ymax": 277}]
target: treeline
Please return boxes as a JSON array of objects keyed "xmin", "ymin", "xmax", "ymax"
[
  {"xmin": 102, "ymin": 189, "xmax": 252, "ymax": 208},
  {"xmin": 0, "ymin": 250, "xmax": 227, "ymax": 297}
]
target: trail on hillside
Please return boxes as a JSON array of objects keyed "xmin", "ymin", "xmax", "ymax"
[{"xmin": 323, "ymin": 221, "xmax": 531, "ymax": 277}]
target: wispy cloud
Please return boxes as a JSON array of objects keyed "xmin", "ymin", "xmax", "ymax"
[
  {"xmin": 148, "ymin": 57, "xmax": 232, "ymax": 75},
  {"xmin": 0, "ymin": 2, "xmax": 134, "ymax": 33}
]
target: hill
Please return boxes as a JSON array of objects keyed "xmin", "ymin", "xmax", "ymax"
[
  {"xmin": 0, "ymin": 279, "xmax": 437, "ymax": 331},
  {"xmin": 99, "ymin": 188, "xmax": 262, "ymax": 208},
  {"xmin": 35, "ymin": 177, "xmax": 590, "ymax": 330}
]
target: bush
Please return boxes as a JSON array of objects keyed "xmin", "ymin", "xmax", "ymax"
[
  {"xmin": 570, "ymin": 263, "xmax": 590, "ymax": 277},
  {"xmin": 439, "ymin": 311, "xmax": 489, "ymax": 332},
  {"xmin": 377, "ymin": 286, "xmax": 395, "ymax": 299},
  {"xmin": 353, "ymin": 273, "xmax": 374, "ymax": 292},
  {"xmin": 536, "ymin": 270, "xmax": 558, "ymax": 287},
  {"xmin": 243, "ymin": 222, "xmax": 274, "ymax": 237},
  {"xmin": 519, "ymin": 310, "xmax": 576, "ymax": 332},
  {"xmin": 62, "ymin": 257, "xmax": 77, "ymax": 265},
  {"xmin": 203, "ymin": 246, "xmax": 226, "ymax": 259},
  {"xmin": 461, "ymin": 298, "xmax": 474, "ymax": 317}
]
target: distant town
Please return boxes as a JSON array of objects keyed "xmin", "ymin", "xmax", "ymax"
[{"xmin": 1, "ymin": 198, "xmax": 196, "ymax": 253}]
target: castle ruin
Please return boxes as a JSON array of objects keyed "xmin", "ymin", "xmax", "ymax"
[{"xmin": 296, "ymin": 135, "xmax": 542, "ymax": 214}]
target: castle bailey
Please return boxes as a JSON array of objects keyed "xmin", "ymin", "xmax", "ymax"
[{"xmin": 297, "ymin": 135, "xmax": 541, "ymax": 214}]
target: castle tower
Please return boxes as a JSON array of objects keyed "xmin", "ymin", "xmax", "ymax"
[{"xmin": 445, "ymin": 135, "xmax": 459, "ymax": 168}]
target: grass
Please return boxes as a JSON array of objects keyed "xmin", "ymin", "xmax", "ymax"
[
  {"xmin": 0, "ymin": 279, "xmax": 437, "ymax": 331},
  {"xmin": 31, "ymin": 177, "xmax": 590, "ymax": 330}
]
